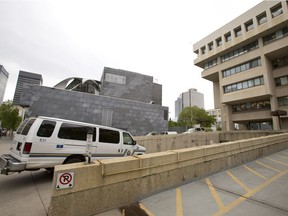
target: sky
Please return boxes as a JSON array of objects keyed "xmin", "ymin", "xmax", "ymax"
[{"xmin": 0, "ymin": 0, "xmax": 263, "ymax": 119}]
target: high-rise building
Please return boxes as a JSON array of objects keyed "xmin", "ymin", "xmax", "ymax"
[
  {"xmin": 175, "ymin": 88, "xmax": 204, "ymax": 119},
  {"xmin": 193, "ymin": 1, "xmax": 288, "ymax": 131},
  {"xmin": 0, "ymin": 65, "xmax": 9, "ymax": 104},
  {"xmin": 13, "ymin": 71, "xmax": 43, "ymax": 105}
]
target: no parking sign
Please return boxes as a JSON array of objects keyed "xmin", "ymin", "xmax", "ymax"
[{"xmin": 56, "ymin": 172, "xmax": 74, "ymax": 189}]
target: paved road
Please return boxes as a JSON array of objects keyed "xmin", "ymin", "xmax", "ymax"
[
  {"xmin": 0, "ymin": 137, "xmax": 119, "ymax": 216},
  {"xmin": 1, "ymin": 136, "xmax": 288, "ymax": 216}
]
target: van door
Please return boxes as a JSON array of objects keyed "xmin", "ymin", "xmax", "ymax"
[
  {"xmin": 95, "ymin": 128, "xmax": 121, "ymax": 159},
  {"xmin": 121, "ymin": 132, "xmax": 136, "ymax": 156}
]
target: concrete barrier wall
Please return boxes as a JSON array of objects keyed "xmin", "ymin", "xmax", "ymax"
[{"xmin": 48, "ymin": 133, "xmax": 288, "ymax": 216}]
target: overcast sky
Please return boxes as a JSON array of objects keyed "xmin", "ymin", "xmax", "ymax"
[{"xmin": 0, "ymin": 0, "xmax": 263, "ymax": 119}]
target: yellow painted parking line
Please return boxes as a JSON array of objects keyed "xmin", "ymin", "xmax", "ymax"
[
  {"xmin": 274, "ymin": 154, "xmax": 288, "ymax": 159},
  {"xmin": 226, "ymin": 171, "xmax": 250, "ymax": 192},
  {"xmin": 206, "ymin": 178, "xmax": 225, "ymax": 209},
  {"xmin": 139, "ymin": 203, "xmax": 155, "ymax": 216},
  {"xmin": 213, "ymin": 169, "xmax": 288, "ymax": 216},
  {"xmin": 243, "ymin": 165, "xmax": 268, "ymax": 180},
  {"xmin": 267, "ymin": 157, "xmax": 288, "ymax": 166},
  {"xmin": 176, "ymin": 188, "xmax": 183, "ymax": 216},
  {"xmin": 256, "ymin": 161, "xmax": 281, "ymax": 173}
]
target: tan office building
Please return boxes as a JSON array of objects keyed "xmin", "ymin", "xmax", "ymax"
[{"xmin": 193, "ymin": 0, "xmax": 288, "ymax": 131}]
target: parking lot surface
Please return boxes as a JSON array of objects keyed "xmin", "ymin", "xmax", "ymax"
[
  {"xmin": 1, "ymin": 136, "xmax": 288, "ymax": 216},
  {"xmin": 138, "ymin": 149, "xmax": 288, "ymax": 216}
]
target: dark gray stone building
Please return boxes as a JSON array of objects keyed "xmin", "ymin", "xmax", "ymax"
[{"xmin": 20, "ymin": 67, "xmax": 168, "ymax": 136}]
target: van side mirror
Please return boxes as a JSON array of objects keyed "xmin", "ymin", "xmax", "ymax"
[{"xmin": 132, "ymin": 140, "xmax": 137, "ymax": 145}]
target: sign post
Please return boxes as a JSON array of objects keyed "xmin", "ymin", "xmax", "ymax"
[{"xmin": 86, "ymin": 127, "xmax": 93, "ymax": 164}]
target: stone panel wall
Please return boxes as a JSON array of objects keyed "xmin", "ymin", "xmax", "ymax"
[{"xmin": 20, "ymin": 84, "xmax": 168, "ymax": 136}]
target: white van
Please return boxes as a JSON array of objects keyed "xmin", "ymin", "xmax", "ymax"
[{"xmin": 0, "ymin": 116, "xmax": 145, "ymax": 175}]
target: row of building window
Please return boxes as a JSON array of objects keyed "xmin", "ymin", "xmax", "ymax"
[
  {"xmin": 232, "ymin": 100, "xmax": 271, "ymax": 112},
  {"xmin": 199, "ymin": 2, "xmax": 284, "ymax": 55},
  {"xmin": 222, "ymin": 58, "xmax": 261, "ymax": 78},
  {"xmin": 263, "ymin": 26, "xmax": 288, "ymax": 45},
  {"xmin": 221, "ymin": 41, "xmax": 259, "ymax": 63},
  {"xmin": 204, "ymin": 59, "xmax": 217, "ymax": 69},
  {"xmin": 223, "ymin": 76, "xmax": 264, "ymax": 93}
]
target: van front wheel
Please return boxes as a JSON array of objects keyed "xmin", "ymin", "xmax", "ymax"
[{"xmin": 64, "ymin": 157, "xmax": 83, "ymax": 164}]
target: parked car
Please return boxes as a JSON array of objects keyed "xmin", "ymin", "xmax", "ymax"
[
  {"xmin": 146, "ymin": 131, "xmax": 161, "ymax": 136},
  {"xmin": 183, "ymin": 127, "xmax": 205, "ymax": 133},
  {"xmin": 161, "ymin": 131, "xmax": 177, "ymax": 135}
]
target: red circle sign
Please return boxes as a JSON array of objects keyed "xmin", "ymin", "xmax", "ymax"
[{"xmin": 59, "ymin": 173, "xmax": 72, "ymax": 185}]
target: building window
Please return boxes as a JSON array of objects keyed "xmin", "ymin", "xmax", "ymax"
[
  {"xmin": 245, "ymin": 19, "xmax": 254, "ymax": 31},
  {"xmin": 271, "ymin": 3, "xmax": 283, "ymax": 18},
  {"xmin": 223, "ymin": 76, "xmax": 264, "ymax": 93},
  {"xmin": 275, "ymin": 76, "xmax": 288, "ymax": 86},
  {"xmin": 225, "ymin": 32, "xmax": 232, "ymax": 42},
  {"xmin": 102, "ymin": 109, "xmax": 113, "ymax": 127},
  {"xmin": 232, "ymin": 100, "xmax": 270, "ymax": 112},
  {"xmin": 221, "ymin": 40, "xmax": 258, "ymax": 62},
  {"xmin": 105, "ymin": 73, "xmax": 126, "ymax": 85},
  {"xmin": 263, "ymin": 27, "xmax": 288, "ymax": 45},
  {"xmin": 201, "ymin": 46, "xmax": 206, "ymax": 54},
  {"xmin": 272, "ymin": 55, "xmax": 288, "ymax": 68},
  {"xmin": 257, "ymin": 12, "xmax": 267, "ymax": 25},
  {"xmin": 208, "ymin": 42, "xmax": 213, "ymax": 51},
  {"xmin": 278, "ymin": 96, "xmax": 288, "ymax": 106},
  {"xmin": 234, "ymin": 26, "xmax": 242, "ymax": 37},
  {"xmin": 222, "ymin": 58, "xmax": 261, "ymax": 77},
  {"xmin": 216, "ymin": 37, "xmax": 222, "ymax": 46}
]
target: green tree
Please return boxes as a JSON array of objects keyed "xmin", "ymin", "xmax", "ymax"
[
  {"xmin": 178, "ymin": 106, "xmax": 216, "ymax": 128},
  {"xmin": 0, "ymin": 101, "xmax": 22, "ymax": 132},
  {"xmin": 168, "ymin": 118, "xmax": 178, "ymax": 127}
]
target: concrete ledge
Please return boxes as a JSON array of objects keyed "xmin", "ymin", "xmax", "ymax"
[{"xmin": 48, "ymin": 133, "xmax": 288, "ymax": 216}]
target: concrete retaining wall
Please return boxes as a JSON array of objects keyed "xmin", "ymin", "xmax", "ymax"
[
  {"xmin": 135, "ymin": 131, "xmax": 284, "ymax": 154},
  {"xmin": 48, "ymin": 133, "xmax": 288, "ymax": 216},
  {"xmin": 135, "ymin": 132, "xmax": 219, "ymax": 153}
]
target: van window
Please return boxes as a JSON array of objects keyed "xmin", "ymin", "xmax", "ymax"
[
  {"xmin": 37, "ymin": 120, "xmax": 56, "ymax": 137},
  {"xmin": 58, "ymin": 123, "xmax": 96, "ymax": 141},
  {"xmin": 99, "ymin": 128, "xmax": 119, "ymax": 144},
  {"xmin": 16, "ymin": 119, "xmax": 29, "ymax": 134},
  {"xmin": 21, "ymin": 119, "xmax": 36, "ymax": 135},
  {"xmin": 123, "ymin": 132, "xmax": 134, "ymax": 145}
]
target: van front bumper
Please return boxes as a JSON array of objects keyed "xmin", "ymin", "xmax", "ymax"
[{"xmin": 0, "ymin": 154, "xmax": 26, "ymax": 175}]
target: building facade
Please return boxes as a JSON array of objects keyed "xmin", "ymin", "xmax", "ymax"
[
  {"xmin": 0, "ymin": 65, "xmax": 9, "ymax": 104},
  {"xmin": 175, "ymin": 88, "xmax": 204, "ymax": 119},
  {"xmin": 19, "ymin": 67, "xmax": 168, "ymax": 136},
  {"xmin": 193, "ymin": 0, "xmax": 288, "ymax": 131},
  {"xmin": 100, "ymin": 67, "xmax": 162, "ymax": 105},
  {"xmin": 13, "ymin": 70, "xmax": 43, "ymax": 105}
]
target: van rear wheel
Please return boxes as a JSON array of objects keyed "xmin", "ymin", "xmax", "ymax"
[{"xmin": 64, "ymin": 157, "xmax": 83, "ymax": 164}]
